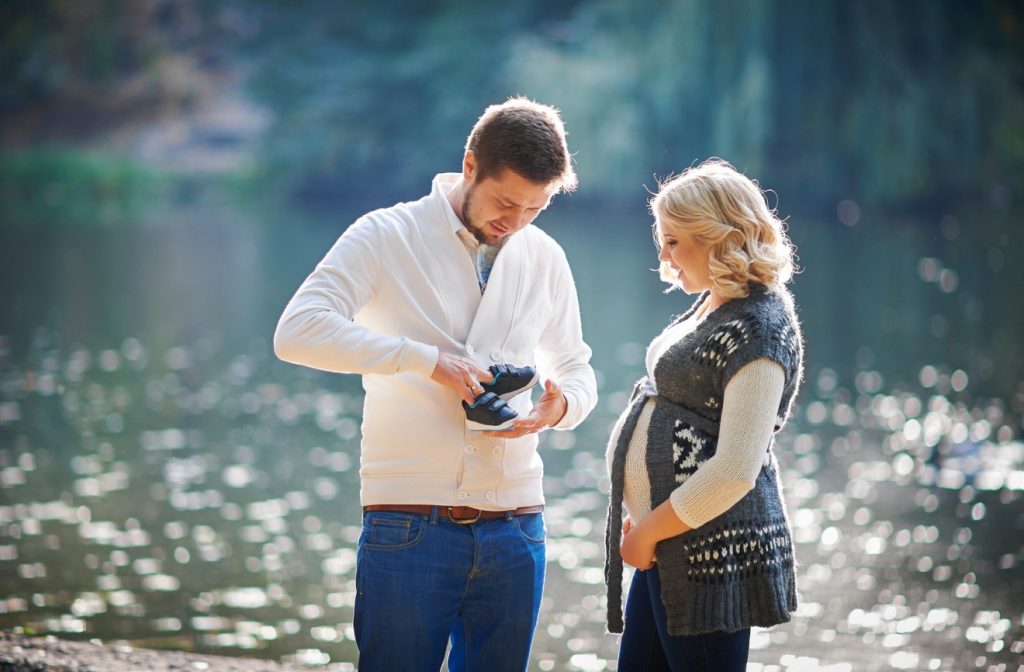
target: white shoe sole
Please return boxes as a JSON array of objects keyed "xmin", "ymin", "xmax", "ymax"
[{"xmin": 466, "ymin": 417, "xmax": 517, "ymax": 432}]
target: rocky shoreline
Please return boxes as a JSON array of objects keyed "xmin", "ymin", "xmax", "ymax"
[{"xmin": 0, "ymin": 632, "xmax": 352, "ymax": 672}]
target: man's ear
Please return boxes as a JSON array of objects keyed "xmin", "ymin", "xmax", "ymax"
[{"xmin": 463, "ymin": 150, "xmax": 477, "ymax": 182}]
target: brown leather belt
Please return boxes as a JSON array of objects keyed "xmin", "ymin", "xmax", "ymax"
[{"xmin": 363, "ymin": 504, "xmax": 544, "ymax": 525}]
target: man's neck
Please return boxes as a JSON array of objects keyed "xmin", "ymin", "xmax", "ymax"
[{"xmin": 445, "ymin": 177, "xmax": 469, "ymax": 226}]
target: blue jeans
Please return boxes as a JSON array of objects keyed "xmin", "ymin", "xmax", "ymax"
[
  {"xmin": 619, "ymin": 566, "xmax": 750, "ymax": 672},
  {"xmin": 354, "ymin": 507, "xmax": 546, "ymax": 672}
]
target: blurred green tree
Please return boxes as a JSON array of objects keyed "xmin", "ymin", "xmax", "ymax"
[{"xmin": 2, "ymin": 0, "xmax": 1021, "ymax": 211}]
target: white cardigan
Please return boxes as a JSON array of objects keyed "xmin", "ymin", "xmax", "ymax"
[{"xmin": 274, "ymin": 174, "xmax": 597, "ymax": 509}]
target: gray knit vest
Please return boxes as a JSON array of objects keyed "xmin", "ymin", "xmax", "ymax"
[{"xmin": 605, "ymin": 283, "xmax": 804, "ymax": 636}]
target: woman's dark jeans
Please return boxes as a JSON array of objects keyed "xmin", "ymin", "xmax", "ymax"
[{"xmin": 618, "ymin": 565, "xmax": 751, "ymax": 671}]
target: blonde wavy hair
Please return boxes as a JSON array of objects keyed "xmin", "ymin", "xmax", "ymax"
[{"xmin": 651, "ymin": 158, "xmax": 796, "ymax": 298}]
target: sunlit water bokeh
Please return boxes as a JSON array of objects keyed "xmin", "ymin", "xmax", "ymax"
[
  {"xmin": 1, "ymin": 206, "xmax": 1023, "ymax": 671},
  {"xmin": 1, "ymin": 331, "xmax": 1022, "ymax": 671}
]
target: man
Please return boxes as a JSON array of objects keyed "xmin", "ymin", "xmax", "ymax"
[{"xmin": 273, "ymin": 97, "xmax": 597, "ymax": 671}]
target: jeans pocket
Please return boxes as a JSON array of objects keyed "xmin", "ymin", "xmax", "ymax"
[
  {"xmin": 361, "ymin": 512, "xmax": 428, "ymax": 551},
  {"xmin": 513, "ymin": 513, "xmax": 546, "ymax": 544}
]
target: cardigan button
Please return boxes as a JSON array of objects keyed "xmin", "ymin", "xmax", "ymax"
[
  {"xmin": 489, "ymin": 350, "xmax": 501, "ymax": 362},
  {"xmin": 466, "ymin": 345, "xmax": 476, "ymax": 356}
]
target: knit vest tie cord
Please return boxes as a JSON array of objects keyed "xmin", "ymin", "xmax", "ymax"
[{"xmin": 604, "ymin": 283, "xmax": 804, "ymax": 636}]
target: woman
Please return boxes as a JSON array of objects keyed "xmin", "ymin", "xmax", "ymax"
[{"xmin": 604, "ymin": 158, "xmax": 804, "ymax": 670}]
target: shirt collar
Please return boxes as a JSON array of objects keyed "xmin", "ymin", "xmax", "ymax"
[
  {"xmin": 432, "ymin": 173, "xmax": 471, "ymax": 237},
  {"xmin": 431, "ymin": 172, "xmax": 509, "ymax": 252}
]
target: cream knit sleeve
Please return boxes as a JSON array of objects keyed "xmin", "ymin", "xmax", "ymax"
[
  {"xmin": 669, "ymin": 358, "xmax": 785, "ymax": 528},
  {"xmin": 273, "ymin": 215, "xmax": 439, "ymax": 378}
]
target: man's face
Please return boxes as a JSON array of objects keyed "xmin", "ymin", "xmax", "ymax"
[{"xmin": 461, "ymin": 168, "xmax": 553, "ymax": 247}]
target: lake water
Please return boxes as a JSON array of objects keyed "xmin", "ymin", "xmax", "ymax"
[{"xmin": 1, "ymin": 197, "xmax": 1022, "ymax": 670}]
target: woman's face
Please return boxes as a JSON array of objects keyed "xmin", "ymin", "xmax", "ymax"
[{"xmin": 656, "ymin": 219, "xmax": 713, "ymax": 294}]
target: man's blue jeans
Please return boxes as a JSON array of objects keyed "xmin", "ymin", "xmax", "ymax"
[
  {"xmin": 354, "ymin": 507, "xmax": 546, "ymax": 672},
  {"xmin": 618, "ymin": 565, "xmax": 750, "ymax": 671}
]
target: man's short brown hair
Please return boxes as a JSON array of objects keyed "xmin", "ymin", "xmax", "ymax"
[{"xmin": 465, "ymin": 97, "xmax": 577, "ymax": 193}]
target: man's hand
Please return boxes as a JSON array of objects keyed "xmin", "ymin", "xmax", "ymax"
[
  {"xmin": 483, "ymin": 379, "xmax": 567, "ymax": 438},
  {"xmin": 430, "ymin": 353, "xmax": 494, "ymax": 405}
]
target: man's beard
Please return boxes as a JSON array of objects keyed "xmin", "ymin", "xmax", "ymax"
[{"xmin": 461, "ymin": 185, "xmax": 501, "ymax": 247}]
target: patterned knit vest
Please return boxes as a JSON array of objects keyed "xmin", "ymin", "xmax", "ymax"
[{"xmin": 605, "ymin": 283, "xmax": 804, "ymax": 636}]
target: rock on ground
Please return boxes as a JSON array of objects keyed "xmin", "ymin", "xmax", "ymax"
[{"xmin": 0, "ymin": 632, "xmax": 350, "ymax": 672}]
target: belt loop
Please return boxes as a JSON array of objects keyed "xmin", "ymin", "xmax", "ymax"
[
  {"xmin": 504, "ymin": 511, "xmax": 514, "ymax": 522},
  {"xmin": 429, "ymin": 506, "xmax": 440, "ymax": 525}
]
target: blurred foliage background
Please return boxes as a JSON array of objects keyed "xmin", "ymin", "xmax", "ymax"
[
  {"xmin": 1, "ymin": 1, "xmax": 1023, "ymax": 669},
  {"xmin": 4, "ymin": 1, "xmax": 1023, "ymax": 204}
]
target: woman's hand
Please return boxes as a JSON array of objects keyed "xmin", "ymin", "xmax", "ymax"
[
  {"xmin": 619, "ymin": 502, "xmax": 693, "ymax": 570},
  {"xmin": 620, "ymin": 518, "xmax": 657, "ymax": 570}
]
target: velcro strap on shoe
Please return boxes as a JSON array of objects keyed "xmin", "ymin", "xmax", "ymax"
[
  {"xmin": 472, "ymin": 391, "xmax": 500, "ymax": 409},
  {"xmin": 485, "ymin": 395, "xmax": 509, "ymax": 411}
]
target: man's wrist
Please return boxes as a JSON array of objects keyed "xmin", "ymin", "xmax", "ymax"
[
  {"xmin": 542, "ymin": 391, "xmax": 569, "ymax": 429},
  {"xmin": 555, "ymin": 393, "xmax": 568, "ymax": 424}
]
